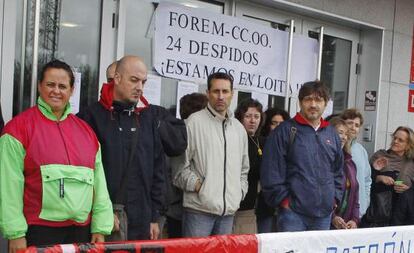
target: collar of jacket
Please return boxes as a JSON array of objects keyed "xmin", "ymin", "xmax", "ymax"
[
  {"xmin": 37, "ymin": 96, "xmax": 71, "ymax": 121},
  {"xmin": 99, "ymin": 81, "xmax": 149, "ymax": 113},
  {"xmin": 206, "ymin": 103, "xmax": 233, "ymax": 122},
  {"xmin": 344, "ymin": 151, "xmax": 353, "ymax": 161},
  {"xmin": 293, "ymin": 112, "xmax": 329, "ymax": 129}
]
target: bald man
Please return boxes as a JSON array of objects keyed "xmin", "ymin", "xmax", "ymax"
[
  {"xmin": 78, "ymin": 56, "xmax": 165, "ymax": 241},
  {"xmin": 106, "ymin": 61, "xmax": 117, "ymax": 83},
  {"xmin": 104, "ymin": 60, "xmax": 187, "ymax": 156}
]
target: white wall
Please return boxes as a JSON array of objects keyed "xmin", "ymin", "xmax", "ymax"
[{"xmin": 280, "ymin": 0, "xmax": 413, "ymax": 152}]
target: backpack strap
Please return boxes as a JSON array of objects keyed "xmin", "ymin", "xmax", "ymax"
[
  {"xmin": 289, "ymin": 120, "xmax": 297, "ymax": 146},
  {"xmin": 287, "ymin": 119, "xmax": 298, "ymax": 157}
]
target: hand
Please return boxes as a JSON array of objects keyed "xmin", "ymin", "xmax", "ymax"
[
  {"xmin": 8, "ymin": 237, "xmax": 26, "ymax": 253},
  {"xmin": 194, "ymin": 179, "xmax": 202, "ymax": 193},
  {"xmin": 346, "ymin": 220, "xmax": 357, "ymax": 229},
  {"xmin": 373, "ymin": 157, "xmax": 388, "ymax": 171},
  {"xmin": 394, "ymin": 183, "xmax": 410, "ymax": 193},
  {"xmin": 91, "ymin": 233, "xmax": 105, "ymax": 243},
  {"xmin": 113, "ymin": 213, "xmax": 120, "ymax": 232},
  {"xmin": 150, "ymin": 222, "xmax": 160, "ymax": 240},
  {"xmin": 332, "ymin": 216, "xmax": 347, "ymax": 229},
  {"xmin": 376, "ymin": 175, "xmax": 394, "ymax": 186}
]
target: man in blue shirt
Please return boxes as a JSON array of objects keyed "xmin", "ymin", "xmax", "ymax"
[{"xmin": 261, "ymin": 81, "xmax": 344, "ymax": 231}]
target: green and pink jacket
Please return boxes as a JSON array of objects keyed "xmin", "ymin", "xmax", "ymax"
[{"xmin": 0, "ymin": 98, "xmax": 113, "ymax": 239}]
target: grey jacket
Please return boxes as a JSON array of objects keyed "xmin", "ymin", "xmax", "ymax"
[{"xmin": 172, "ymin": 103, "xmax": 249, "ymax": 216}]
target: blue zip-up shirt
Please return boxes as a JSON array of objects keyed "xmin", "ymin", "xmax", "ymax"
[
  {"xmin": 350, "ymin": 140, "xmax": 372, "ymax": 217},
  {"xmin": 261, "ymin": 113, "xmax": 344, "ymax": 218}
]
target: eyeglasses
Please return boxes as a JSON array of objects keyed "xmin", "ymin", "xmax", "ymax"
[
  {"xmin": 244, "ymin": 114, "xmax": 261, "ymax": 120},
  {"xmin": 302, "ymin": 95, "xmax": 325, "ymax": 103}
]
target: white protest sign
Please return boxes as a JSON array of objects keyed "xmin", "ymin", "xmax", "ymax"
[
  {"xmin": 154, "ymin": 2, "xmax": 289, "ymax": 96},
  {"xmin": 176, "ymin": 81, "xmax": 199, "ymax": 118},
  {"xmin": 251, "ymin": 92, "xmax": 269, "ymax": 111},
  {"xmin": 258, "ymin": 226, "xmax": 414, "ymax": 253},
  {"xmin": 143, "ymin": 74, "xmax": 162, "ymax": 105},
  {"xmin": 229, "ymin": 89, "xmax": 239, "ymax": 113},
  {"xmin": 277, "ymin": 34, "xmax": 319, "ymax": 115},
  {"xmin": 291, "ymin": 34, "xmax": 319, "ymax": 95}
]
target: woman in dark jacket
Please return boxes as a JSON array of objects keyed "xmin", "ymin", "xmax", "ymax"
[
  {"xmin": 363, "ymin": 126, "xmax": 414, "ymax": 227},
  {"xmin": 233, "ymin": 98, "xmax": 264, "ymax": 234},
  {"xmin": 0, "ymin": 103, "xmax": 3, "ymax": 133},
  {"xmin": 257, "ymin": 107, "xmax": 290, "ymax": 233}
]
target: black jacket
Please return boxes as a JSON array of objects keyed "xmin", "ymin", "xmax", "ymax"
[
  {"xmin": 146, "ymin": 104, "xmax": 187, "ymax": 216},
  {"xmin": 147, "ymin": 104, "xmax": 187, "ymax": 157},
  {"xmin": 261, "ymin": 114, "xmax": 344, "ymax": 218},
  {"xmin": 392, "ymin": 186, "xmax": 414, "ymax": 226},
  {"xmin": 78, "ymin": 83, "xmax": 166, "ymax": 240},
  {"xmin": 239, "ymin": 135, "xmax": 264, "ymax": 210},
  {"xmin": 0, "ymin": 103, "xmax": 4, "ymax": 133}
]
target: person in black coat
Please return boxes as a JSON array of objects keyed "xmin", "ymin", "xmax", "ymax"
[
  {"xmin": 362, "ymin": 126, "xmax": 414, "ymax": 227},
  {"xmin": 256, "ymin": 107, "xmax": 290, "ymax": 233},
  {"xmin": 233, "ymin": 98, "xmax": 265, "ymax": 234},
  {"xmin": 78, "ymin": 56, "xmax": 168, "ymax": 241},
  {"xmin": 0, "ymin": 103, "xmax": 4, "ymax": 132},
  {"xmin": 104, "ymin": 60, "xmax": 187, "ymax": 157},
  {"xmin": 164, "ymin": 93, "xmax": 207, "ymax": 238}
]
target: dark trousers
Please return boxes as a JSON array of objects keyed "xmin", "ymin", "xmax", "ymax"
[
  {"xmin": 166, "ymin": 216, "xmax": 182, "ymax": 238},
  {"xmin": 0, "ymin": 235, "xmax": 7, "ymax": 253},
  {"xmin": 26, "ymin": 225, "xmax": 90, "ymax": 247},
  {"xmin": 127, "ymin": 225, "xmax": 150, "ymax": 240},
  {"xmin": 277, "ymin": 208, "xmax": 331, "ymax": 232}
]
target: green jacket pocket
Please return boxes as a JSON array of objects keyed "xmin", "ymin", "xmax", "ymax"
[{"xmin": 39, "ymin": 164, "xmax": 94, "ymax": 223}]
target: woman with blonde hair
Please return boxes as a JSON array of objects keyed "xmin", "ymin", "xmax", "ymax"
[{"xmin": 363, "ymin": 126, "xmax": 414, "ymax": 227}]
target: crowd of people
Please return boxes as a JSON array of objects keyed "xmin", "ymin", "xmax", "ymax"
[{"xmin": 0, "ymin": 56, "xmax": 414, "ymax": 252}]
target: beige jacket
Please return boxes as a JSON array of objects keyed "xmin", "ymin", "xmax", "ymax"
[{"xmin": 172, "ymin": 103, "xmax": 249, "ymax": 216}]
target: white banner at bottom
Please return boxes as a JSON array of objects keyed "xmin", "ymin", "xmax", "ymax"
[{"xmin": 258, "ymin": 226, "xmax": 414, "ymax": 253}]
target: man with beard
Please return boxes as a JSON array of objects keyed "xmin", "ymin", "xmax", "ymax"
[{"xmin": 261, "ymin": 81, "xmax": 344, "ymax": 231}]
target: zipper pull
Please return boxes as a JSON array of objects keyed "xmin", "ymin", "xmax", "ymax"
[{"xmin": 60, "ymin": 178, "xmax": 64, "ymax": 198}]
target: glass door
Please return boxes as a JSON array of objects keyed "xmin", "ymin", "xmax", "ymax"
[
  {"xmin": 12, "ymin": 0, "xmax": 103, "ymax": 115},
  {"xmin": 303, "ymin": 20, "xmax": 360, "ymax": 114},
  {"xmin": 234, "ymin": 0, "xmax": 360, "ymax": 114}
]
